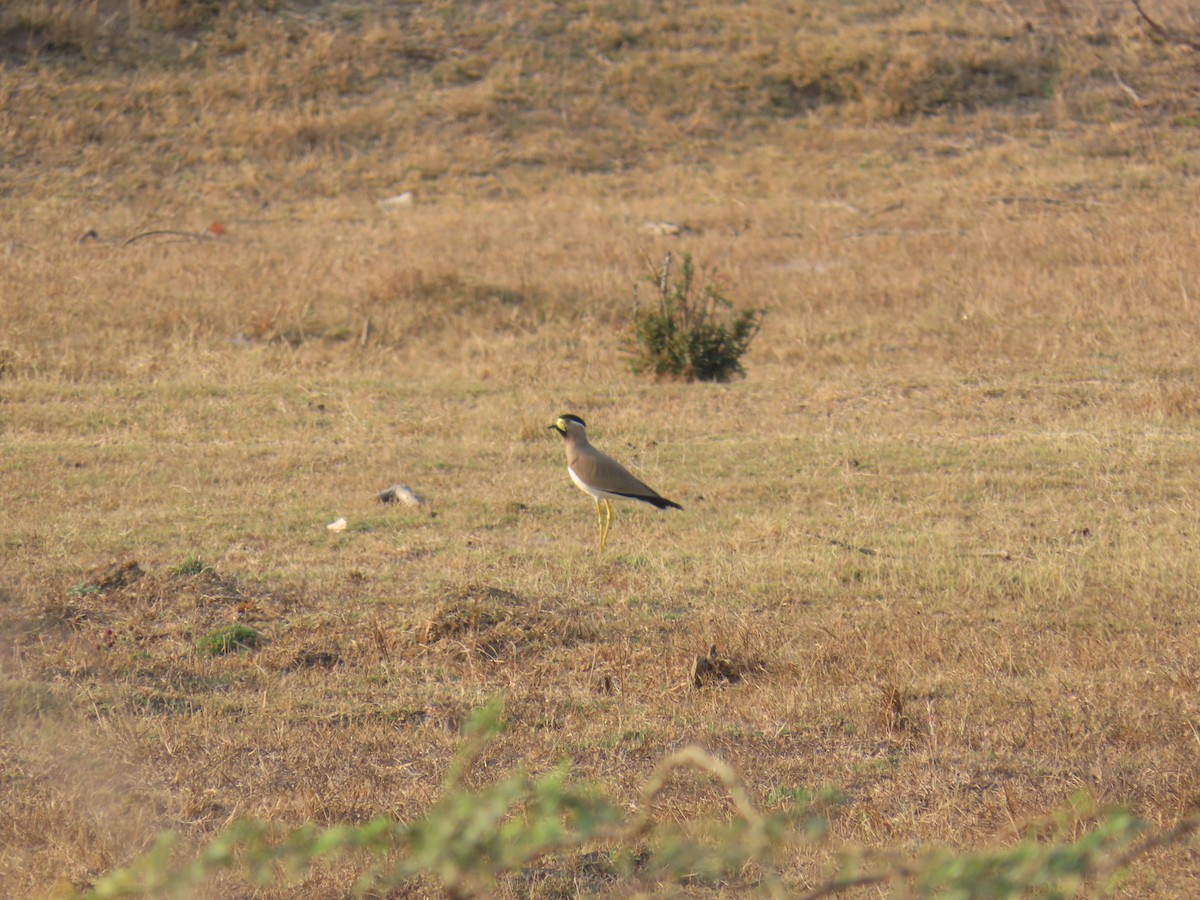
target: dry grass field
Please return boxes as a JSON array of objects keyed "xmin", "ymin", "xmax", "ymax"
[{"xmin": 4, "ymin": 0, "xmax": 1200, "ymax": 895}]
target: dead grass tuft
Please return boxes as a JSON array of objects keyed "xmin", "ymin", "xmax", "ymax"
[{"xmin": 873, "ymin": 34, "xmax": 1059, "ymax": 117}]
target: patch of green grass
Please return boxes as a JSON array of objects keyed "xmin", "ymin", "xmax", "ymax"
[
  {"xmin": 196, "ymin": 625, "xmax": 262, "ymax": 657},
  {"xmin": 171, "ymin": 553, "xmax": 209, "ymax": 576}
]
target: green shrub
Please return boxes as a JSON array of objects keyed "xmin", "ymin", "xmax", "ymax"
[
  {"xmin": 629, "ymin": 253, "xmax": 763, "ymax": 383},
  {"xmin": 196, "ymin": 624, "xmax": 261, "ymax": 657}
]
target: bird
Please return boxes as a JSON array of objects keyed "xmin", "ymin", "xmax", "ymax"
[{"xmin": 549, "ymin": 413, "xmax": 682, "ymax": 552}]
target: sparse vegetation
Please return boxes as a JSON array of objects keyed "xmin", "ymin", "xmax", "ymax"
[
  {"xmin": 630, "ymin": 253, "xmax": 764, "ymax": 382},
  {"xmin": 4, "ymin": 0, "xmax": 1200, "ymax": 897}
]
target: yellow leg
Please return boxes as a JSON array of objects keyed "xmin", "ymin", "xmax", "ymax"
[
  {"xmin": 595, "ymin": 500, "xmax": 605, "ymax": 552},
  {"xmin": 600, "ymin": 499, "xmax": 613, "ymax": 552}
]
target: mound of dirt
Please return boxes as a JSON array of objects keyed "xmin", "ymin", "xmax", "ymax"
[
  {"xmin": 418, "ymin": 585, "xmax": 599, "ymax": 660},
  {"xmin": 36, "ymin": 559, "xmax": 292, "ymax": 649}
]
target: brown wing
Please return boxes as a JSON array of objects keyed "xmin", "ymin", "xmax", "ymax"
[{"xmin": 569, "ymin": 445, "xmax": 682, "ymax": 509}]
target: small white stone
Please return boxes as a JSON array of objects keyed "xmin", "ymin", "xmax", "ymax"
[
  {"xmin": 379, "ymin": 192, "xmax": 415, "ymax": 207},
  {"xmin": 640, "ymin": 220, "xmax": 683, "ymax": 236}
]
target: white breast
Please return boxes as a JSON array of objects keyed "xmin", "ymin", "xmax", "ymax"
[{"xmin": 568, "ymin": 465, "xmax": 604, "ymax": 501}]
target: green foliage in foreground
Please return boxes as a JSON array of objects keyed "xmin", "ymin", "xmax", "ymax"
[
  {"xmin": 78, "ymin": 703, "xmax": 1183, "ymax": 899},
  {"xmin": 630, "ymin": 253, "xmax": 764, "ymax": 382}
]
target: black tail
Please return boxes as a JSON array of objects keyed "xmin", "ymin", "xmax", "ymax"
[{"xmin": 628, "ymin": 494, "xmax": 683, "ymax": 510}]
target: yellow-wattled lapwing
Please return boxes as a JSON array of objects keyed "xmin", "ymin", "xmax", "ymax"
[{"xmin": 549, "ymin": 413, "xmax": 682, "ymax": 552}]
